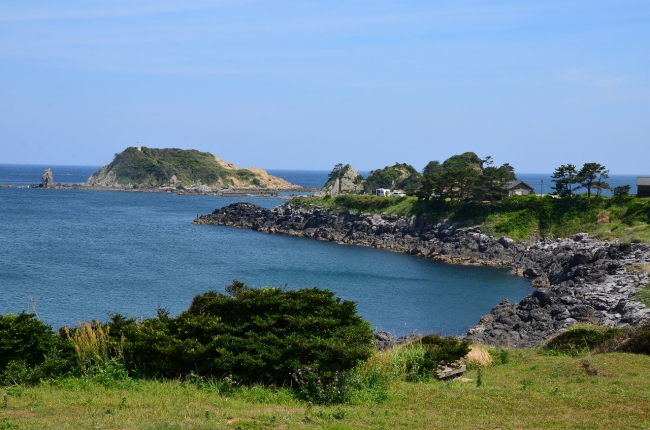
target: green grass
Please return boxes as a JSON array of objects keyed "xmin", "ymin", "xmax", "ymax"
[
  {"xmin": 290, "ymin": 195, "xmax": 650, "ymax": 243},
  {"xmin": 542, "ymin": 324, "xmax": 626, "ymax": 357},
  {"xmin": 2, "ymin": 349, "xmax": 650, "ymax": 429},
  {"xmin": 633, "ymin": 282, "xmax": 650, "ymax": 307},
  {"xmin": 291, "ymin": 195, "xmax": 421, "ymax": 216}
]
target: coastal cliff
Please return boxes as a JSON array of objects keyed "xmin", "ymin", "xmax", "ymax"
[{"xmin": 194, "ymin": 202, "xmax": 650, "ymax": 347}]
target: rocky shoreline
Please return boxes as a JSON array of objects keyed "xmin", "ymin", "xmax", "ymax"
[
  {"xmin": 19, "ymin": 183, "xmax": 315, "ymax": 196},
  {"xmin": 194, "ymin": 202, "xmax": 650, "ymax": 347}
]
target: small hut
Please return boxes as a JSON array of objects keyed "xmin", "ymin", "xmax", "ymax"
[
  {"xmin": 504, "ymin": 180, "xmax": 535, "ymax": 196},
  {"xmin": 637, "ymin": 177, "xmax": 650, "ymax": 198}
]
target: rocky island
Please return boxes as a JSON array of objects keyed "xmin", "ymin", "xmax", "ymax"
[{"xmin": 33, "ymin": 147, "xmax": 308, "ymax": 195}]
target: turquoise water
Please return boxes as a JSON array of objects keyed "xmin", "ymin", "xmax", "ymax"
[{"xmin": 0, "ymin": 185, "xmax": 532, "ymax": 335}]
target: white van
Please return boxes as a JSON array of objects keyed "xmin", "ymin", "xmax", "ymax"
[{"xmin": 375, "ymin": 188, "xmax": 391, "ymax": 197}]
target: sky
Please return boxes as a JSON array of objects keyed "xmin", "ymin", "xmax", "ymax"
[{"xmin": 0, "ymin": 0, "xmax": 648, "ymax": 173}]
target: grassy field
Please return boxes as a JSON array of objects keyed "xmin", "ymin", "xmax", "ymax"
[{"xmin": 2, "ymin": 349, "xmax": 650, "ymax": 429}]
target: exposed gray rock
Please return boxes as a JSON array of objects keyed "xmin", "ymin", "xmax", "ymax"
[
  {"xmin": 85, "ymin": 165, "xmax": 118, "ymax": 187},
  {"xmin": 41, "ymin": 168, "xmax": 54, "ymax": 188},
  {"xmin": 373, "ymin": 331, "xmax": 422, "ymax": 350},
  {"xmin": 316, "ymin": 165, "xmax": 364, "ymax": 197},
  {"xmin": 435, "ymin": 363, "xmax": 466, "ymax": 380},
  {"xmin": 194, "ymin": 202, "xmax": 650, "ymax": 348},
  {"xmin": 531, "ymin": 274, "xmax": 550, "ymax": 288}
]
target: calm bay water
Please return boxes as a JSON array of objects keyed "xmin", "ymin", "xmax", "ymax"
[
  {"xmin": 0, "ymin": 168, "xmax": 533, "ymax": 334},
  {"xmin": 1, "ymin": 164, "xmax": 643, "ymax": 333}
]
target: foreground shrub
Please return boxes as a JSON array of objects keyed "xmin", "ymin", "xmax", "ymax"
[
  {"xmin": 598, "ymin": 323, "xmax": 650, "ymax": 355},
  {"xmin": 113, "ymin": 284, "xmax": 374, "ymax": 386},
  {"xmin": 391, "ymin": 335, "xmax": 470, "ymax": 381},
  {"xmin": 544, "ymin": 325, "xmax": 624, "ymax": 356},
  {"xmin": 111, "ymin": 312, "xmax": 223, "ymax": 379},
  {"xmin": 62, "ymin": 321, "xmax": 130, "ymax": 386},
  {"xmin": 291, "ymin": 364, "xmax": 358, "ymax": 404},
  {"xmin": 0, "ymin": 313, "xmax": 74, "ymax": 385},
  {"xmin": 291, "ymin": 358, "xmax": 391, "ymax": 405}
]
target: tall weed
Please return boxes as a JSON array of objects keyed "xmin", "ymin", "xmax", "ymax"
[{"xmin": 63, "ymin": 322, "xmax": 129, "ymax": 385}]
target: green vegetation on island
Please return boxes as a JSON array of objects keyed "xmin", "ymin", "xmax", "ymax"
[
  {"xmin": 291, "ymin": 193, "xmax": 650, "ymax": 242},
  {"xmin": 308, "ymin": 152, "xmax": 650, "ymax": 242},
  {"xmin": 364, "ymin": 163, "xmax": 422, "ymax": 194},
  {"xmin": 85, "ymin": 147, "xmax": 296, "ymax": 189}
]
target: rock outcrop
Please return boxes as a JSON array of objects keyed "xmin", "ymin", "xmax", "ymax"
[
  {"xmin": 213, "ymin": 157, "xmax": 297, "ymax": 189},
  {"xmin": 316, "ymin": 165, "xmax": 364, "ymax": 197},
  {"xmin": 374, "ymin": 331, "xmax": 422, "ymax": 350},
  {"xmin": 41, "ymin": 168, "xmax": 54, "ymax": 188},
  {"xmin": 194, "ymin": 202, "xmax": 650, "ymax": 347},
  {"xmin": 85, "ymin": 165, "xmax": 117, "ymax": 187}
]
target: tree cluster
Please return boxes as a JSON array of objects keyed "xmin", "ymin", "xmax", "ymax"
[
  {"xmin": 364, "ymin": 163, "xmax": 421, "ymax": 194},
  {"xmin": 551, "ymin": 163, "xmax": 610, "ymax": 198},
  {"xmin": 415, "ymin": 152, "xmax": 516, "ymax": 202}
]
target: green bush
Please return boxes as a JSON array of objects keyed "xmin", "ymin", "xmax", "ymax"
[
  {"xmin": 494, "ymin": 209, "xmax": 536, "ymax": 239},
  {"xmin": 622, "ymin": 199, "xmax": 650, "ymax": 224},
  {"xmin": 111, "ymin": 312, "xmax": 223, "ymax": 378},
  {"xmin": 0, "ymin": 313, "xmax": 74, "ymax": 385},
  {"xmin": 419, "ymin": 334, "xmax": 471, "ymax": 365},
  {"xmin": 598, "ymin": 323, "xmax": 650, "ymax": 355},
  {"xmin": 392, "ymin": 335, "xmax": 470, "ymax": 381},
  {"xmin": 113, "ymin": 285, "xmax": 374, "ymax": 386},
  {"xmin": 544, "ymin": 326, "xmax": 624, "ymax": 356}
]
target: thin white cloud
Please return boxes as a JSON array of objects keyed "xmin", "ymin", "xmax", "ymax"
[
  {"xmin": 195, "ymin": 2, "xmax": 557, "ymax": 36},
  {"xmin": 96, "ymin": 65, "xmax": 258, "ymax": 75},
  {"xmin": 0, "ymin": 0, "xmax": 254, "ymax": 22},
  {"xmin": 557, "ymin": 67, "xmax": 634, "ymax": 103}
]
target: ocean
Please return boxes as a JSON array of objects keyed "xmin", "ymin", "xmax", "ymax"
[{"xmin": 0, "ymin": 164, "xmax": 536, "ymax": 335}]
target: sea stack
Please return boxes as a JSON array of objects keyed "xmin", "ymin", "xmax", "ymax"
[
  {"xmin": 41, "ymin": 168, "xmax": 54, "ymax": 188},
  {"xmin": 316, "ymin": 164, "xmax": 364, "ymax": 197}
]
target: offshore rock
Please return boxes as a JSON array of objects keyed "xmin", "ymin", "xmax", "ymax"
[
  {"xmin": 194, "ymin": 202, "xmax": 650, "ymax": 347},
  {"xmin": 41, "ymin": 168, "xmax": 54, "ymax": 188}
]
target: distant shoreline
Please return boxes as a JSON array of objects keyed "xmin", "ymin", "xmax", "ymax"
[{"xmin": 5, "ymin": 182, "xmax": 319, "ymax": 196}]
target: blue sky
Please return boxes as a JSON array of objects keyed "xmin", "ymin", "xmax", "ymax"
[{"xmin": 1, "ymin": 0, "xmax": 648, "ymax": 173}]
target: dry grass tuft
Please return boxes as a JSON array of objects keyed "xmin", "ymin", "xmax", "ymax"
[
  {"xmin": 597, "ymin": 211, "xmax": 610, "ymax": 224},
  {"xmin": 62, "ymin": 321, "xmax": 115, "ymax": 370},
  {"xmin": 464, "ymin": 345, "xmax": 492, "ymax": 367}
]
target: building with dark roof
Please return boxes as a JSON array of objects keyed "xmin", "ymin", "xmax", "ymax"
[
  {"xmin": 504, "ymin": 180, "xmax": 535, "ymax": 196},
  {"xmin": 637, "ymin": 177, "xmax": 650, "ymax": 198}
]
